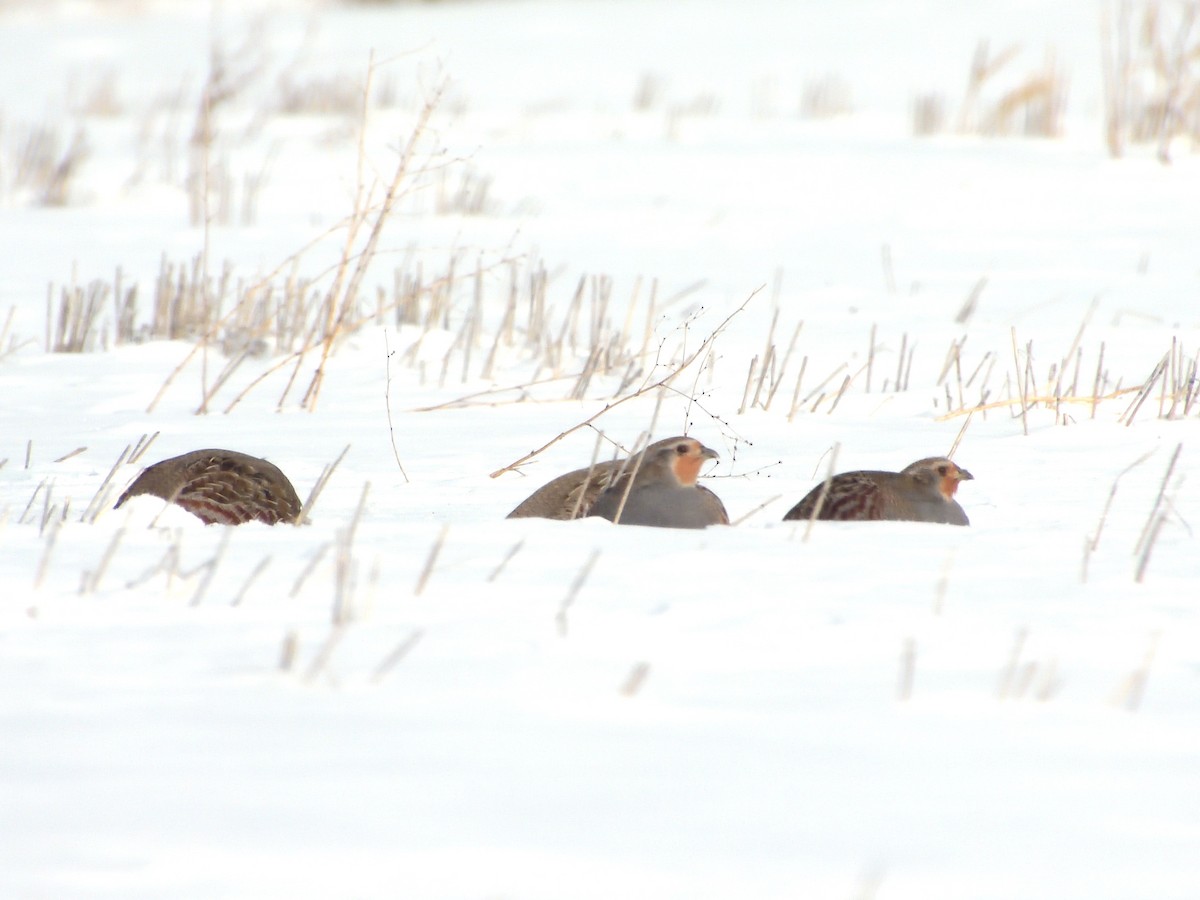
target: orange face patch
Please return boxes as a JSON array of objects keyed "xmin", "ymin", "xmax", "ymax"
[
  {"xmin": 939, "ymin": 467, "xmax": 963, "ymax": 499},
  {"xmin": 672, "ymin": 452, "xmax": 703, "ymax": 485}
]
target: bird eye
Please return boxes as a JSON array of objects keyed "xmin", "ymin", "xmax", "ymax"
[
  {"xmin": 676, "ymin": 443, "xmax": 689, "ymax": 454},
  {"xmin": 937, "ymin": 465, "xmax": 949, "ymax": 476}
]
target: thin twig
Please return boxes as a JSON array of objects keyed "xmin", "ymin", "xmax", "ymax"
[{"xmin": 490, "ymin": 287, "xmax": 760, "ymax": 479}]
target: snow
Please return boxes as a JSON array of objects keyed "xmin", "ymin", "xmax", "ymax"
[{"xmin": 2, "ymin": 1, "xmax": 1199, "ymax": 897}]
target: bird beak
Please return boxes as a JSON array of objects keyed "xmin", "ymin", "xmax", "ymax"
[
  {"xmin": 700, "ymin": 446, "xmax": 719, "ymax": 462},
  {"xmin": 956, "ymin": 466, "xmax": 974, "ymax": 481}
]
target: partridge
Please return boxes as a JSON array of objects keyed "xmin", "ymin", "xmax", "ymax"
[
  {"xmin": 782, "ymin": 456, "xmax": 973, "ymax": 526},
  {"xmin": 586, "ymin": 436, "xmax": 728, "ymax": 529},
  {"xmin": 506, "ymin": 455, "xmax": 631, "ymax": 521},
  {"xmin": 114, "ymin": 448, "xmax": 302, "ymax": 526}
]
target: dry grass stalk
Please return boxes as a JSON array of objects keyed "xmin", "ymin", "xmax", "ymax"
[
  {"xmin": 303, "ymin": 623, "xmax": 349, "ymax": 685},
  {"xmin": 732, "ymin": 494, "xmax": 782, "ymax": 526},
  {"xmin": 764, "ymin": 320, "xmax": 803, "ymax": 411},
  {"xmin": 370, "ymin": 629, "xmax": 426, "ymax": 684},
  {"xmin": 79, "ymin": 526, "xmax": 126, "ymax": 595},
  {"xmin": 278, "ymin": 630, "xmax": 299, "ymax": 672},
  {"xmin": 1103, "ymin": 0, "xmax": 1200, "ymax": 161},
  {"xmin": 799, "ymin": 442, "xmax": 841, "ymax": 543},
  {"xmin": 619, "ymin": 661, "xmax": 652, "ymax": 697},
  {"xmin": 290, "ymin": 542, "xmax": 330, "ymax": 598},
  {"xmin": 738, "ymin": 355, "xmax": 759, "ymax": 414},
  {"xmin": 19, "ymin": 478, "xmax": 48, "ymax": 525},
  {"xmin": 556, "ymin": 548, "xmax": 601, "ymax": 637},
  {"xmin": 932, "ymin": 549, "xmax": 955, "ymax": 615},
  {"xmin": 826, "ymin": 373, "xmax": 854, "ymax": 414},
  {"xmin": 955, "ymin": 277, "xmax": 988, "ymax": 324},
  {"xmin": 947, "ymin": 412, "xmax": 973, "ymax": 462},
  {"xmin": 231, "ymin": 556, "xmax": 272, "ymax": 606},
  {"xmin": 1110, "ymin": 632, "xmax": 1160, "ymax": 710},
  {"xmin": 333, "ymin": 482, "xmax": 371, "ymax": 621},
  {"xmin": 1120, "ymin": 352, "xmax": 1168, "ymax": 425},
  {"xmin": 188, "ymin": 527, "xmax": 232, "ymax": 607},
  {"xmin": 1085, "ymin": 450, "xmax": 1156, "ymax": 578},
  {"xmin": 80, "ymin": 444, "xmax": 132, "ymax": 524},
  {"xmin": 487, "ymin": 540, "xmax": 525, "ymax": 583},
  {"xmin": 1133, "ymin": 441, "xmax": 1182, "ymax": 559},
  {"xmin": 880, "ymin": 244, "xmax": 896, "ymax": 294},
  {"xmin": 298, "ymin": 444, "xmax": 351, "ymax": 525},
  {"xmin": 383, "ymin": 331, "xmax": 410, "ymax": 483},
  {"xmin": 297, "ymin": 76, "xmax": 447, "ymax": 412},
  {"xmin": 33, "ymin": 518, "xmax": 62, "ymax": 590},
  {"xmin": 996, "ymin": 627, "xmax": 1030, "ymax": 700},
  {"xmin": 413, "ymin": 523, "xmax": 449, "ymax": 597},
  {"xmin": 1010, "ymin": 328, "xmax": 1029, "ymax": 434},
  {"xmin": 489, "ymin": 288, "xmax": 759, "ymax": 479}
]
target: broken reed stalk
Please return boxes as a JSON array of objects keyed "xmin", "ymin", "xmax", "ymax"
[
  {"xmin": 996, "ymin": 626, "xmax": 1029, "ymax": 701},
  {"xmin": 20, "ymin": 479, "xmax": 48, "ymax": 525},
  {"xmin": 731, "ymin": 494, "xmax": 782, "ymax": 526},
  {"xmin": 231, "ymin": 556, "xmax": 271, "ymax": 606},
  {"xmin": 1010, "ymin": 327, "xmax": 1029, "ymax": 435},
  {"xmin": 802, "ymin": 442, "xmax": 841, "ymax": 542},
  {"xmin": 556, "ymin": 547, "xmax": 601, "ymax": 637},
  {"xmin": 80, "ymin": 526, "xmax": 126, "ymax": 594},
  {"xmin": 413, "ymin": 523, "xmax": 449, "ymax": 596},
  {"xmin": 33, "ymin": 518, "xmax": 62, "ymax": 589},
  {"xmin": 489, "ymin": 287, "xmax": 760, "ymax": 479},
  {"xmin": 738, "ymin": 355, "xmax": 759, "ymax": 414},
  {"xmin": 189, "ymin": 527, "xmax": 231, "ymax": 606},
  {"xmin": 290, "ymin": 542, "xmax": 331, "ymax": 597},
  {"xmin": 568, "ymin": 430, "xmax": 613, "ymax": 521},
  {"xmin": 786, "ymin": 356, "xmax": 808, "ymax": 421},
  {"xmin": 298, "ymin": 444, "xmax": 350, "ymax": 524},
  {"xmin": 278, "ymin": 630, "xmax": 299, "ymax": 672},
  {"xmin": 128, "ymin": 432, "xmax": 158, "ymax": 465},
  {"xmin": 80, "ymin": 444, "xmax": 131, "ymax": 524},
  {"xmin": 332, "ymin": 482, "xmax": 371, "ymax": 622},
  {"xmin": 1134, "ymin": 511, "xmax": 1168, "ymax": 583},
  {"xmin": 299, "ymin": 77, "xmax": 446, "ymax": 412},
  {"xmin": 1111, "ymin": 632, "xmax": 1160, "ymax": 711},
  {"xmin": 487, "ymin": 540, "xmax": 524, "ymax": 582},
  {"xmin": 303, "ymin": 623, "xmax": 349, "ymax": 684},
  {"xmin": 1133, "ymin": 443, "xmax": 1182, "ymax": 583},
  {"xmin": 610, "ymin": 429, "xmax": 656, "ymax": 525},
  {"xmin": 947, "ymin": 410, "xmax": 973, "ymax": 460},
  {"xmin": 619, "ymin": 661, "xmax": 651, "ymax": 697},
  {"xmin": 1089, "ymin": 448, "xmax": 1152, "ymax": 561},
  {"xmin": 1120, "ymin": 352, "xmax": 1168, "ymax": 426},
  {"xmin": 370, "ymin": 628, "xmax": 425, "ymax": 684},
  {"xmin": 764, "ymin": 320, "xmax": 803, "ymax": 411}
]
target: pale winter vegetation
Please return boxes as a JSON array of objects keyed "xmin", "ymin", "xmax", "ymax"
[{"xmin": 1, "ymin": 1, "xmax": 1198, "ymax": 898}]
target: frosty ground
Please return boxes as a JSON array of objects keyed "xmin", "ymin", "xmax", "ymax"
[{"xmin": 1, "ymin": 1, "xmax": 1198, "ymax": 898}]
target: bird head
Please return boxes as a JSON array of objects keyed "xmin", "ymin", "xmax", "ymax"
[{"xmin": 903, "ymin": 457, "xmax": 974, "ymax": 500}]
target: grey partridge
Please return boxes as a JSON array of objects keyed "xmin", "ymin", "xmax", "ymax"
[
  {"xmin": 114, "ymin": 448, "xmax": 302, "ymax": 526},
  {"xmin": 782, "ymin": 456, "xmax": 973, "ymax": 526},
  {"xmin": 506, "ymin": 455, "xmax": 631, "ymax": 520},
  {"xmin": 586, "ymin": 436, "xmax": 728, "ymax": 529}
]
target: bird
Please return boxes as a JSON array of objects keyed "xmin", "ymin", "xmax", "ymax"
[
  {"xmin": 114, "ymin": 448, "xmax": 302, "ymax": 526},
  {"xmin": 586, "ymin": 436, "xmax": 728, "ymax": 529},
  {"xmin": 782, "ymin": 456, "xmax": 973, "ymax": 525},
  {"xmin": 506, "ymin": 455, "xmax": 632, "ymax": 521}
]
